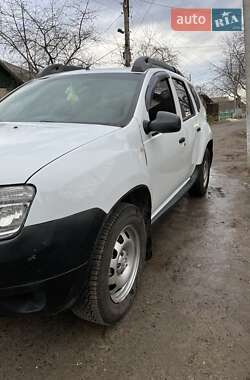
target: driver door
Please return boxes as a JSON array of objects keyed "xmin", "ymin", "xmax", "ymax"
[{"xmin": 140, "ymin": 74, "xmax": 188, "ymax": 213}]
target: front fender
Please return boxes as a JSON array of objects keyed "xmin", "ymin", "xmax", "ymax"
[{"xmin": 25, "ymin": 122, "xmax": 150, "ymax": 227}]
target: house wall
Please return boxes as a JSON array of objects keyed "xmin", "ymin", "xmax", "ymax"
[
  {"xmin": 207, "ymin": 103, "xmax": 219, "ymax": 121},
  {"xmin": 218, "ymin": 101, "xmax": 235, "ymax": 113},
  {"xmin": 0, "ymin": 67, "xmax": 18, "ymax": 95},
  {"xmin": 0, "ymin": 88, "xmax": 8, "ymax": 98},
  {"xmin": 218, "ymin": 101, "xmax": 246, "ymax": 120}
]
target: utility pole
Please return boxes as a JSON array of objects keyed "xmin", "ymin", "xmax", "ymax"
[
  {"xmin": 243, "ymin": 0, "xmax": 250, "ymax": 166},
  {"xmin": 123, "ymin": 0, "xmax": 131, "ymax": 67}
]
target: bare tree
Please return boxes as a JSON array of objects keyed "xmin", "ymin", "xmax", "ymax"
[
  {"xmin": 212, "ymin": 32, "xmax": 246, "ymax": 107},
  {"xmin": 132, "ymin": 29, "xmax": 179, "ymax": 67},
  {"xmin": 111, "ymin": 28, "xmax": 179, "ymax": 67},
  {"xmin": 0, "ymin": 0, "xmax": 97, "ymax": 74},
  {"xmin": 195, "ymin": 82, "xmax": 220, "ymax": 98}
]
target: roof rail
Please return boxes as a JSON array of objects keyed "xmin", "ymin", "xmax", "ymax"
[
  {"xmin": 37, "ymin": 63, "xmax": 84, "ymax": 78},
  {"xmin": 132, "ymin": 56, "xmax": 183, "ymax": 77}
]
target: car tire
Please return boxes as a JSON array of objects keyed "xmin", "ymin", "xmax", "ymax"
[
  {"xmin": 189, "ymin": 148, "xmax": 211, "ymax": 197},
  {"xmin": 72, "ymin": 202, "xmax": 147, "ymax": 326}
]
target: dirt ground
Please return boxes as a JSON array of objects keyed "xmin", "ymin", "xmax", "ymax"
[{"xmin": 0, "ymin": 120, "xmax": 249, "ymax": 380}]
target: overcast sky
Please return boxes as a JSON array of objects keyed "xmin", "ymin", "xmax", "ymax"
[
  {"xmin": 89, "ymin": 0, "xmax": 243, "ymax": 85},
  {"xmin": 0, "ymin": 0, "xmax": 243, "ymax": 85}
]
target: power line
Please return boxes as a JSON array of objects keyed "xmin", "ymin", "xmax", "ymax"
[
  {"xmin": 140, "ymin": 0, "xmax": 155, "ymax": 24},
  {"xmin": 138, "ymin": 0, "xmax": 172, "ymax": 9},
  {"xmin": 93, "ymin": 47, "xmax": 118, "ymax": 64},
  {"xmin": 102, "ymin": 14, "xmax": 122, "ymax": 34}
]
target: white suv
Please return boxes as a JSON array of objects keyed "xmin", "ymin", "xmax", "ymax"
[{"xmin": 0, "ymin": 57, "xmax": 213, "ymax": 325}]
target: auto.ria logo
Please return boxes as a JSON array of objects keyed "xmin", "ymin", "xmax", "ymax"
[
  {"xmin": 212, "ymin": 9, "xmax": 242, "ymax": 31},
  {"xmin": 171, "ymin": 8, "xmax": 242, "ymax": 32}
]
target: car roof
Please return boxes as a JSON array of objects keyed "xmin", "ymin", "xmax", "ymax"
[{"xmin": 41, "ymin": 67, "xmax": 189, "ymax": 84}]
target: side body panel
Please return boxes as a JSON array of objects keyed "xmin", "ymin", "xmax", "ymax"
[{"xmin": 194, "ymin": 106, "xmax": 213, "ymax": 164}]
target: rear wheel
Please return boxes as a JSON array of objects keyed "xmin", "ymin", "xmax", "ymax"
[
  {"xmin": 189, "ymin": 148, "xmax": 211, "ymax": 197},
  {"xmin": 72, "ymin": 203, "xmax": 146, "ymax": 325}
]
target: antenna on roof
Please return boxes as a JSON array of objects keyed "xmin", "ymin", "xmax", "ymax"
[{"xmin": 132, "ymin": 56, "xmax": 183, "ymax": 77}]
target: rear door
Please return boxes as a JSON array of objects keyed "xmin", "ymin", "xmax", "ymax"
[
  {"xmin": 171, "ymin": 78, "xmax": 199, "ymax": 178},
  {"xmin": 187, "ymin": 83, "xmax": 203, "ymax": 163}
]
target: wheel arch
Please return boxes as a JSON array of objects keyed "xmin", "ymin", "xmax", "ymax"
[
  {"xmin": 108, "ymin": 185, "xmax": 153, "ymax": 259},
  {"xmin": 197, "ymin": 137, "xmax": 213, "ymax": 165},
  {"xmin": 207, "ymin": 139, "xmax": 213, "ymax": 163}
]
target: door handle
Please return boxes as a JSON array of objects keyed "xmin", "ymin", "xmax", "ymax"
[
  {"xmin": 196, "ymin": 127, "xmax": 201, "ymax": 132},
  {"xmin": 179, "ymin": 137, "xmax": 186, "ymax": 144}
]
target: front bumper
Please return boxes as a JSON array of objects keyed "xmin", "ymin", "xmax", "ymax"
[
  {"xmin": 0, "ymin": 264, "xmax": 88, "ymax": 315},
  {"xmin": 0, "ymin": 208, "xmax": 106, "ymax": 314}
]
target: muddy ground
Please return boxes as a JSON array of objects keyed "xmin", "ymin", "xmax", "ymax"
[{"xmin": 0, "ymin": 120, "xmax": 249, "ymax": 380}]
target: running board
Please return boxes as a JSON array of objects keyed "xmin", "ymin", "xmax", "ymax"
[{"xmin": 151, "ymin": 166, "xmax": 200, "ymax": 224}]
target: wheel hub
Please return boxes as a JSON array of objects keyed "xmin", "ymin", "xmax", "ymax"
[
  {"xmin": 117, "ymin": 251, "xmax": 128, "ymax": 274},
  {"xmin": 108, "ymin": 225, "xmax": 141, "ymax": 304}
]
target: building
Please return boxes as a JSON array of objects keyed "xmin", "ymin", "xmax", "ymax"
[
  {"xmin": 0, "ymin": 60, "xmax": 32, "ymax": 98},
  {"xmin": 199, "ymin": 93, "xmax": 246, "ymax": 121},
  {"xmin": 199, "ymin": 93, "xmax": 219, "ymax": 122},
  {"xmin": 211, "ymin": 96, "xmax": 246, "ymax": 120}
]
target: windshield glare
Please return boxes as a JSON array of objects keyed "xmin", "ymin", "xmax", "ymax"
[{"xmin": 0, "ymin": 73, "xmax": 143, "ymax": 127}]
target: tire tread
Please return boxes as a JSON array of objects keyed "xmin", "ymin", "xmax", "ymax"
[{"xmin": 72, "ymin": 203, "xmax": 140, "ymax": 325}]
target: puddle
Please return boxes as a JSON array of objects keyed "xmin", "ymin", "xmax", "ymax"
[{"xmin": 208, "ymin": 186, "xmax": 226, "ymax": 198}]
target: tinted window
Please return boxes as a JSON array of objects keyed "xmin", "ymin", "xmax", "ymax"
[
  {"xmin": 189, "ymin": 84, "xmax": 201, "ymax": 111},
  {"xmin": 148, "ymin": 78, "xmax": 176, "ymax": 121},
  {"xmin": 0, "ymin": 73, "xmax": 144, "ymax": 127},
  {"xmin": 173, "ymin": 79, "xmax": 195, "ymax": 120}
]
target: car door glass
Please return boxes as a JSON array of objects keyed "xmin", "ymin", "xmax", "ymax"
[
  {"xmin": 189, "ymin": 84, "xmax": 201, "ymax": 112},
  {"xmin": 148, "ymin": 78, "xmax": 176, "ymax": 121},
  {"xmin": 173, "ymin": 79, "xmax": 195, "ymax": 121}
]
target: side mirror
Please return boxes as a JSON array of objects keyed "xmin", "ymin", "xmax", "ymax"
[{"xmin": 144, "ymin": 111, "xmax": 181, "ymax": 134}]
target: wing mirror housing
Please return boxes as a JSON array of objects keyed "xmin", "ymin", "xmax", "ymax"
[{"xmin": 144, "ymin": 111, "xmax": 181, "ymax": 134}]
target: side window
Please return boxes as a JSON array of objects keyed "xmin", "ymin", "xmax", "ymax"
[
  {"xmin": 173, "ymin": 79, "xmax": 195, "ymax": 121},
  {"xmin": 189, "ymin": 84, "xmax": 201, "ymax": 112},
  {"xmin": 148, "ymin": 78, "xmax": 176, "ymax": 121}
]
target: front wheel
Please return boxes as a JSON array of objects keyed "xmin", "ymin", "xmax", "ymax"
[
  {"xmin": 189, "ymin": 148, "xmax": 211, "ymax": 197},
  {"xmin": 72, "ymin": 203, "xmax": 147, "ymax": 326}
]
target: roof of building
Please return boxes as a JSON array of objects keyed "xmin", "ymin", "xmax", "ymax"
[
  {"xmin": 199, "ymin": 93, "xmax": 214, "ymax": 104},
  {"xmin": 211, "ymin": 97, "xmax": 231, "ymax": 104},
  {"xmin": 0, "ymin": 60, "xmax": 32, "ymax": 84},
  {"xmin": 211, "ymin": 96, "xmax": 246, "ymax": 106}
]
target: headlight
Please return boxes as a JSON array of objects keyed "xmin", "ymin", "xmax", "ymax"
[{"xmin": 0, "ymin": 185, "xmax": 36, "ymax": 240}]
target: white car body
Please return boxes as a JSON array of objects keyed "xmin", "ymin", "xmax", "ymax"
[{"xmin": 0, "ymin": 64, "xmax": 212, "ymax": 316}]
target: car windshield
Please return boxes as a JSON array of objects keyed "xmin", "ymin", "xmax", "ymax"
[{"xmin": 0, "ymin": 73, "xmax": 144, "ymax": 127}]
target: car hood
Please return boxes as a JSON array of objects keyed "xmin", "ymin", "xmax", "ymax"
[{"xmin": 0, "ymin": 122, "xmax": 117, "ymax": 184}]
